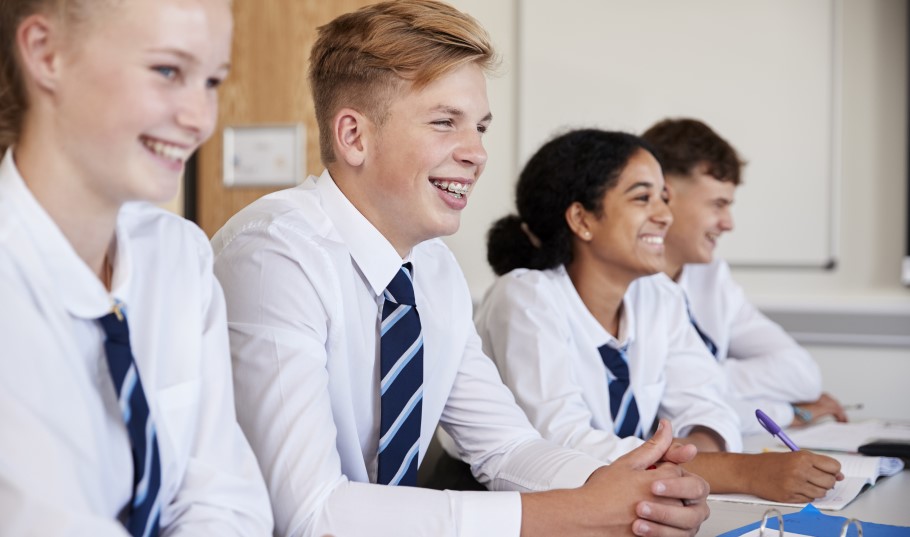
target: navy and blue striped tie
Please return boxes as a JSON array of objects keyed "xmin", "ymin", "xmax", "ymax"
[
  {"xmin": 598, "ymin": 344, "xmax": 643, "ymax": 438},
  {"xmin": 99, "ymin": 305, "xmax": 161, "ymax": 537},
  {"xmin": 685, "ymin": 298, "xmax": 718, "ymax": 358},
  {"xmin": 377, "ymin": 263, "xmax": 423, "ymax": 486}
]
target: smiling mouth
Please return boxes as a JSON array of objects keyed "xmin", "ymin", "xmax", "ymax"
[
  {"xmin": 641, "ymin": 236, "xmax": 664, "ymax": 245},
  {"xmin": 140, "ymin": 136, "xmax": 192, "ymax": 164},
  {"xmin": 432, "ymin": 179, "xmax": 471, "ymax": 199}
]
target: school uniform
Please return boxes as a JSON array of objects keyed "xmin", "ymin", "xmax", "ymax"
[
  {"xmin": 0, "ymin": 150, "xmax": 273, "ymax": 535},
  {"xmin": 679, "ymin": 260, "xmax": 823, "ymax": 433},
  {"xmin": 474, "ymin": 266, "xmax": 743, "ymax": 462},
  {"xmin": 211, "ymin": 170, "xmax": 604, "ymax": 537}
]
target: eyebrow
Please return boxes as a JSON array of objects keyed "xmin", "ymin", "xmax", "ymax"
[
  {"xmin": 623, "ymin": 181, "xmax": 655, "ymax": 193},
  {"xmin": 430, "ymin": 105, "xmax": 493, "ymax": 124},
  {"xmin": 147, "ymin": 47, "xmax": 231, "ymax": 72}
]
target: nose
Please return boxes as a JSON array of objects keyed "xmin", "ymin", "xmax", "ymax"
[
  {"xmin": 176, "ymin": 86, "xmax": 218, "ymax": 140},
  {"xmin": 653, "ymin": 198, "xmax": 673, "ymax": 228},
  {"xmin": 720, "ymin": 207, "xmax": 734, "ymax": 232},
  {"xmin": 454, "ymin": 129, "xmax": 488, "ymax": 172}
]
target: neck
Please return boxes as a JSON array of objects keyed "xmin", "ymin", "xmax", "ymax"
[
  {"xmin": 329, "ymin": 166, "xmax": 413, "ymax": 258},
  {"xmin": 663, "ymin": 249, "xmax": 685, "ymax": 282},
  {"xmin": 15, "ymin": 135, "xmax": 120, "ymax": 287},
  {"xmin": 566, "ymin": 255, "xmax": 635, "ymax": 338}
]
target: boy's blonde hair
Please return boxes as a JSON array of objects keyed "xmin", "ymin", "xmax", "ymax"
[{"xmin": 308, "ymin": 0, "xmax": 496, "ymax": 164}]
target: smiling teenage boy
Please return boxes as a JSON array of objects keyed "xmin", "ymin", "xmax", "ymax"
[
  {"xmin": 642, "ymin": 118, "xmax": 847, "ymax": 434},
  {"xmin": 212, "ymin": 2, "xmax": 711, "ymax": 536}
]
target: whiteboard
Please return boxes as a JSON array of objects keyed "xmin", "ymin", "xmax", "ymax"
[{"xmin": 518, "ymin": 0, "xmax": 840, "ymax": 268}]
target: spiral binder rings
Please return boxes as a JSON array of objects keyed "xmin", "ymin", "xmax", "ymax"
[{"xmin": 753, "ymin": 508, "xmax": 863, "ymax": 537}]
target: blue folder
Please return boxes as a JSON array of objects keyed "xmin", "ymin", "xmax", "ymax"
[{"xmin": 718, "ymin": 504, "xmax": 910, "ymax": 536}]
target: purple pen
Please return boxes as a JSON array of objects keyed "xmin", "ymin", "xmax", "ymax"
[{"xmin": 755, "ymin": 409, "xmax": 800, "ymax": 451}]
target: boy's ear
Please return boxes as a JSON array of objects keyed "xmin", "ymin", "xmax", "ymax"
[
  {"xmin": 16, "ymin": 13, "xmax": 64, "ymax": 94},
  {"xmin": 332, "ymin": 108, "xmax": 370, "ymax": 168}
]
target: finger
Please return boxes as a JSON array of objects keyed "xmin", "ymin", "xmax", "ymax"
[
  {"xmin": 635, "ymin": 499, "xmax": 709, "ymax": 533},
  {"xmin": 651, "ymin": 474, "xmax": 709, "ymax": 502},
  {"xmin": 810, "ymin": 453, "xmax": 842, "ymax": 475},
  {"xmin": 616, "ymin": 419, "xmax": 674, "ymax": 470},
  {"xmin": 806, "ymin": 467, "xmax": 839, "ymax": 491},
  {"xmin": 661, "ymin": 442, "xmax": 697, "ymax": 465}
]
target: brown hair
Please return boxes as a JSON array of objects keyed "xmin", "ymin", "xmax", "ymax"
[
  {"xmin": 641, "ymin": 117, "xmax": 744, "ymax": 185},
  {"xmin": 0, "ymin": 0, "xmax": 105, "ymax": 153},
  {"xmin": 308, "ymin": 0, "xmax": 496, "ymax": 165}
]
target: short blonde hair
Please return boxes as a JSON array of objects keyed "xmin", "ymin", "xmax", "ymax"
[{"xmin": 308, "ymin": 0, "xmax": 496, "ymax": 165}]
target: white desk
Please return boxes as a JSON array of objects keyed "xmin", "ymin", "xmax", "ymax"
[{"xmin": 699, "ymin": 431, "xmax": 910, "ymax": 535}]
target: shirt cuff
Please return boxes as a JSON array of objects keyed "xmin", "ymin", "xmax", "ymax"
[
  {"xmin": 455, "ymin": 490, "xmax": 522, "ymax": 537},
  {"xmin": 548, "ymin": 454, "xmax": 605, "ymax": 490}
]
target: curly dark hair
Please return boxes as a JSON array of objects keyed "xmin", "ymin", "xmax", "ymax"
[{"xmin": 487, "ymin": 129, "xmax": 659, "ymax": 276}]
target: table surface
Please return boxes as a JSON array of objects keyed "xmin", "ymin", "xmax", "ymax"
[{"xmin": 699, "ymin": 431, "xmax": 910, "ymax": 535}]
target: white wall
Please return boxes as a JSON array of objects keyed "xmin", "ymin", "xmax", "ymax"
[
  {"xmin": 447, "ymin": 0, "xmax": 910, "ymax": 309},
  {"xmin": 446, "ymin": 0, "xmax": 910, "ymax": 415}
]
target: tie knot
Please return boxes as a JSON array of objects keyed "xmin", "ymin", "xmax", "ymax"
[
  {"xmin": 98, "ymin": 310, "xmax": 131, "ymax": 343},
  {"xmin": 598, "ymin": 343, "xmax": 628, "ymax": 373},
  {"xmin": 384, "ymin": 263, "xmax": 416, "ymax": 306}
]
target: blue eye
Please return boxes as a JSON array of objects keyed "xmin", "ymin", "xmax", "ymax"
[
  {"xmin": 206, "ymin": 77, "xmax": 224, "ymax": 89},
  {"xmin": 153, "ymin": 66, "xmax": 178, "ymax": 79}
]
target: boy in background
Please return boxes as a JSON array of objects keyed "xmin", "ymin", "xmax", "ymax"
[{"xmin": 642, "ymin": 118, "xmax": 847, "ymax": 433}]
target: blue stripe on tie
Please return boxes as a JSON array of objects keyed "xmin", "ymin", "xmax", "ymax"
[
  {"xmin": 133, "ymin": 424, "xmax": 156, "ymax": 506},
  {"xmin": 388, "ymin": 440, "xmax": 420, "ymax": 486},
  {"xmin": 120, "ymin": 366, "xmax": 137, "ymax": 423},
  {"xmin": 380, "ymin": 304, "xmax": 410, "ymax": 336},
  {"xmin": 380, "ymin": 336, "xmax": 423, "ymax": 395},
  {"xmin": 142, "ymin": 501, "xmax": 161, "ymax": 537},
  {"xmin": 379, "ymin": 387, "xmax": 424, "ymax": 453}
]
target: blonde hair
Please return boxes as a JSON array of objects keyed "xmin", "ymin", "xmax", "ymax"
[
  {"xmin": 308, "ymin": 0, "xmax": 497, "ymax": 165},
  {"xmin": 0, "ymin": 0, "xmax": 117, "ymax": 153}
]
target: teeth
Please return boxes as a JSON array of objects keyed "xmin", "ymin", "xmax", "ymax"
[
  {"xmin": 432, "ymin": 180, "xmax": 470, "ymax": 197},
  {"xmin": 641, "ymin": 236, "xmax": 664, "ymax": 245},
  {"xmin": 142, "ymin": 137, "xmax": 189, "ymax": 163}
]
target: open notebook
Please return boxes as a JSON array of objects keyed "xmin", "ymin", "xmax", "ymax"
[{"xmin": 708, "ymin": 453, "xmax": 904, "ymax": 510}]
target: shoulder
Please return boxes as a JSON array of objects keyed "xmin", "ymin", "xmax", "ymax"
[
  {"xmin": 629, "ymin": 273, "xmax": 686, "ymax": 302},
  {"xmin": 119, "ymin": 203, "xmax": 210, "ymax": 256},
  {"xmin": 482, "ymin": 267, "xmax": 568, "ymax": 311},
  {"xmin": 681, "ymin": 259, "xmax": 732, "ymax": 289}
]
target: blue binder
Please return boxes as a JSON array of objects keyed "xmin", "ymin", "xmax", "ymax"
[{"xmin": 718, "ymin": 504, "xmax": 910, "ymax": 536}]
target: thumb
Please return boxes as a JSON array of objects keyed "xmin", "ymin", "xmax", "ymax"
[{"xmin": 614, "ymin": 418, "xmax": 673, "ymax": 470}]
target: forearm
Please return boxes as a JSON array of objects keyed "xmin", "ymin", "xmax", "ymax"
[{"xmin": 680, "ymin": 452, "xmax": 750, "ymax": 494}]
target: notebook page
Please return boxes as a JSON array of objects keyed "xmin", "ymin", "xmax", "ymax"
[{"xmin": 786, "ymin": 421, "xmax": 910, "ymax": 452}]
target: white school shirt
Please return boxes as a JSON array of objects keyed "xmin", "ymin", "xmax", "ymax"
[
  {"xmin": 474, "ymin": 267, "xmax": 743, "ymax": 462},
  {"xmin": 0, "ymin": 150, "xmax": 273, "ymax": 536},
  {"xmin": 211, "ymin": 170, "xmax": 604, "ymax": 537},
  {"xmin": 679, "ymin": 260, "xmax": 823, "ymax": 434}
]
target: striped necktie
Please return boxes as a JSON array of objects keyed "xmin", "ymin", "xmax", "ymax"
[
  {"xmin": 98, "ymin": 304, "xmax": 161, "ymax": 537},
  {"xmin": 597, "ymin": 343, "xmax": 643, "ymax": 438},
  {"xmin": 377, "ymin": 263, "xmax": 423, "ymax": 486},
  {"xmin": 685, "ymin": 297, "xmax": 718, "ymax": 358}
]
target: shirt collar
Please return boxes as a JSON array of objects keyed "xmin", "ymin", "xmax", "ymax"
[
  {"xmin": 555, "ymin": 265, "xmax": 635, "ymax": 349},
  {"xmin": 0, "ymin": 148, "xmax": 133, "ymax": 320},
  {"xmin": 315, "ymin": 169, "xmax": 406, "ymax": 296}
]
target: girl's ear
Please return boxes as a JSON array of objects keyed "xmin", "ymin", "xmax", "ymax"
[
  {"xmin": 565, "ymin": 201, "xmax": 594, "ymax": 241},
  {"xmin": 16, "ymin": 13, "xmax": 64, "ymax": 94}
]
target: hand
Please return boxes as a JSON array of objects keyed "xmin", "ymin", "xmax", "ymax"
[
  {"xmin": 747, "ymin": 451, "xmax": 844, "ymax": 503},
  {"xmin": 582, "ymin": 419, "xmax": 710, "ymax": 537},
  {"xmin": 792, "ymin": 392, "xmax": 848, "ymax": 426}
]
